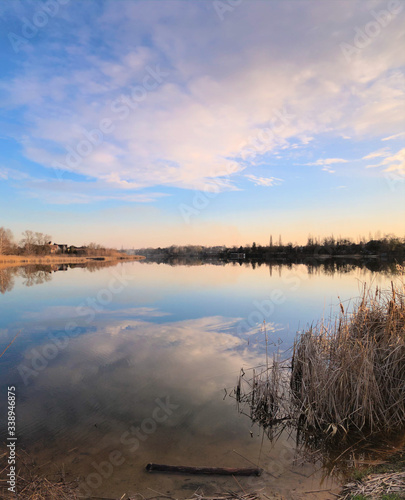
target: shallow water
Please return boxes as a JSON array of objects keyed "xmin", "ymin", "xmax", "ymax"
[{"xmin": 0, "ymin": 261, "xmax": 398, "ymax": 498}]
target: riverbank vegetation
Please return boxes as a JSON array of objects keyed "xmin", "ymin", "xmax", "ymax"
[
  {"xmin": 0, "ymin": 253, "xmax": 143, "ymax": 270},
  {"xmin": 134, "ymin": 234, "xmax": 405, "ymax": 263},
  {"xmin": 291, "ymin": 281, "xmax": 405, "ymax": 437},
  {"xmin": 0, "ymin": 226, "xmax": 128, "ymax": 258},
  {"xmin": 236, "ymin": 277, "xmax": 405, "ymax": 497},
  {"xmin": 0, "ymin": 226, "xmax": 144, "ymax": 272},
  {"xmin": 238, "ymin": 278, "xmax": 405, "ymax": 437}
]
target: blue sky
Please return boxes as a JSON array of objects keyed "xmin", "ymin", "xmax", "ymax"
[{"xmin": 0, "ymin": 0, "xmax": 404, "ymax": 247}]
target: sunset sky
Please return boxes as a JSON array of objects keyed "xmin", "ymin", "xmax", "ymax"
[{"xmin": 0, "ymin": 0, "xmax": 404, "ymax": 248}]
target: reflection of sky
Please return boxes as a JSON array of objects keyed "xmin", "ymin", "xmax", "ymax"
[
  {"xmin": 1, "ymin": 261, "xmax": 395, "ymax": 330},
  {"xmin": 0, "ymin": 262, "xmax": 395, "ymax": 496}
]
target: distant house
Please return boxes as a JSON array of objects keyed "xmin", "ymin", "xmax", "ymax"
[
  {"xmin": 56, "ymin": 244, "xmax": 68, "ymax": 253},
  {"xmin": 47, "ymin": 242, "xmax": 60, "ymax": 254}
]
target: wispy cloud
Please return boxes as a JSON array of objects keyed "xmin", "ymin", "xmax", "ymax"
[
  {"xmin": 21, "ymin": 178, "xmax": 169, "ymax": 205},
  {"xmin": 362, "ymin": 148, "xmax": 390, "ymax": 160},
  {"xmin": 244, "ymin": 174, "xmax": 282, "ymax": 187},
  {"xmin": 381, "ymin": 148, "xmax": 405, "ymax": 174},
  {"xmin": 365, "ymin": 147, "xmax": 405, "ymax": 174},
  {"xmin": 0, "ymin": 167, "xmax": 29, "ymax": 180},
  {"xmin": 382, "ymin": 132, "xmax": 405, "ymax": 142},
  {"xmin": 305, "ymin": 158, "xmax": 348, "ymax": 167}
]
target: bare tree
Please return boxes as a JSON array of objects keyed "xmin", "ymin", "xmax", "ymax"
[
  {"xmin": 20, "ymin": 230, "xmax": 36, "ymax": 255},
  {"xmin": 35, "ymin": 232, "xmax": 52, "ymax": 255},
  {"xmin": 0, "ymin": 227, "xmax": 13, "ymax": 255}
]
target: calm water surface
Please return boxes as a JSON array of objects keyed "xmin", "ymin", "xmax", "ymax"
[{"xmin": 0, "ymin": 261, "xmax": 398, "ymax": 498}]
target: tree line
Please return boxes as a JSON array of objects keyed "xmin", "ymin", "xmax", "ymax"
[
  {"xmin": 134, "ymin": 234, "xmax": 405, "ymax": 262},
  {"xmin": 0, "ymin": 227, "xmax": 117, "ymax": 256}
]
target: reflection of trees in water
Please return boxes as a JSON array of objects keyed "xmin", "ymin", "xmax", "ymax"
[
  {"xmin": 0, "ymin": 261, "xmax": 120, "ymax": 294},
  {"xmin": 0, "ymin": 268, "xmax": 16, "ymax": 294},
  {"xmin": 18, "ymin": 265, "xmax": 53, "ymax": 288},
  {"xmin": 1, "ymin": 260, "xmax": 401, "ymax": 295},
  {"xmin": 81, "ymin": 260, "xmax": 121, "ymax": 272},
  {"xmin": 145, "ymin": 257, "xmax": 402, "ymax": 277}
]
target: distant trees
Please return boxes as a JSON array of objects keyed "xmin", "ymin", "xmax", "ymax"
[
  {"xmin": 0, "ymin": 227, "xmax": 13, "ymax": 255},
  {"xmin": 84, "ymin": 243, "xmax": 114, "ymax": 256},
  {"xmin": 20, "ymin": 230, "xmax": 36, "ymax": 255},
  {"xmin": 20, "ymin": 230, "xmax": 51, "ymax": 255},
  {"xmin": 0, "ymin": 227, "xmax": 117, "ymax": 257},
  {"xmin": 134, "ymin": 233, "xmax": 405, "ymax": 263}
]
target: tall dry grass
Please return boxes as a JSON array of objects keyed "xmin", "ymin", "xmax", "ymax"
[
  {"xmin": 291, "ymin": 278, "xmax": 405, "ymax": 436},
  {"xmin": 237, "ymin": 275, "xmax": 405, "ymax": 442}
]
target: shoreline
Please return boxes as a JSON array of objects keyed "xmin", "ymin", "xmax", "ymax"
[{"xmin": 0, "ymin": 254, "xmax": 145, "ymax": 270}]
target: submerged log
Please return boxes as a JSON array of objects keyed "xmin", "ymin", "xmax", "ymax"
[{"xmin": 145, "ymin": 463, "xmax": 262, "ymax": 476}]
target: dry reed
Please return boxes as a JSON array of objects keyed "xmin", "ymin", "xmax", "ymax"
[
  {"xmin": 291, "ymin": 279, "xmax": 405, "ymax": 436},
  {"xmin": 339, "ymin": 471, "xmax": 405, "ymax": 499},
  {"xmin": 236, "ymin": 276, "xmax": 405, "ymax": 442}
]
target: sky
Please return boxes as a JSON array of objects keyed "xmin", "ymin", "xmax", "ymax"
[{"xmin": 0, "ymin": 0, "xmax": 404, "ymax": 248}]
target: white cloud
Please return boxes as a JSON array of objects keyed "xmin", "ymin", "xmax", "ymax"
[
  {"xmin": 382, "ymin": 131, "xmax": 405, "ymax": 141},
  {"xmin": 381, "ymin": 148, "xmax": 405, "ymax": 174},
  {"xmin": 245, "ymin": 174, "xmax": 282, "ymax": 187},
  {"xmin": 362, "ymin": 147, "xmax": 390, "ymax": 160},
  {"xmin": 0, "ymin": 167, "xmax": 29, "ymax": 180},
  {"xmin": 306, "ymin": 158, "xmax": 349, "ymax": 166},
  {"xmin": 365, "ymin": 147, "xmax": 405, "ymax": 174},
  {"xmin": 1, "ymin": 1, "xmax": 404, "ymax": 200}
]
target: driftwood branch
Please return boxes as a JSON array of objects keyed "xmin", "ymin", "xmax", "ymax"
[{"xmin": 146, "ymin": 463, "xmax": 262, "ymax": 476}]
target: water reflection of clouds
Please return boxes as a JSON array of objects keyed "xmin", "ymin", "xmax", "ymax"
[
  {"xmin": 6, "ymin": 310, "xmax": 339, "ymax": 498},
  {"xmin": 8, "ymin": 312, "xmax": 263, "ymax": 444},
  {"xmin": 0, "ymin": 263, "xmax": 358, "ymax": 497}
]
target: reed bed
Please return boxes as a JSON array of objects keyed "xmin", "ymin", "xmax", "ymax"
[
  {"xmin": 291, "ymin": 279, "xmax": 405, "ymax": 436},
  {"xmin": 0, "ymin": 253, "xmax": 144, "ymax": 270},
  {"xmin": 236, "ymin": 276, "xmax": 405, "ymax": 442},
  {"xmin": 236, "ymin": 357, "xmax": 292, "ymax": 437}
]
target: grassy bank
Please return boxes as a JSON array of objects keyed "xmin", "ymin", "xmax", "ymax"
[{"xmin": 0, "ymin": 253, "xmax": 145, "ymax": 270}]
